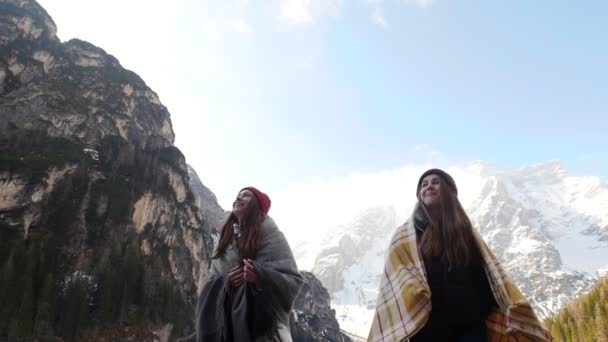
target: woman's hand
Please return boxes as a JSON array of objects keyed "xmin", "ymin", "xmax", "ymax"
[
  {"xmin": 243, "ymin": 259, "xmax": 258, "ymax": 285},
  {"xmin": 228, "ymin": 265, "xmax": 244, "ymax": 288}
]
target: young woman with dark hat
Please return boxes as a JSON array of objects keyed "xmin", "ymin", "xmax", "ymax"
[
  {"xmin": 196, "ymin": 187, "xmax": 303, "ymax": 342},
  {"xmin": 369, "ymin": 169, "xmax": 552, "ymax": 342}
]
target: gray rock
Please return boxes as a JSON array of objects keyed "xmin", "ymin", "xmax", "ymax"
[{"xmin": 291, "ymin": 272, "xmax": 353, "ymax": 342}]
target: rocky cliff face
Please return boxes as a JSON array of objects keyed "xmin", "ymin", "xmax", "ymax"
[
  {"xmin": 0, "ymin": 1, "xmax": 174, "ymax": 149},
  {"xmin": 291, "ymin": 272, "xmax": 352, "ymax": 342},
  {"xmin": 0, "ymin": 0, "xmax": 214, "ymax": 340},
  {"xmin": 187, "ymin": 165, "xmax": 225, "ymax": 235}
]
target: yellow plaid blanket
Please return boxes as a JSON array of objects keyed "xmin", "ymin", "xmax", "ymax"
[{"xmin": 368, "ymin": 219, "xmax": 553, "ymax": 342}]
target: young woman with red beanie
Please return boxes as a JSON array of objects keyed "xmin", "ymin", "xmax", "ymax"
[
  {"xmin": 369, "ymin": 169, "xmax": 552, "ymax": 342},
  {"xmin": 195, "ymin": 187, "xmax": 303, "ymax": 342}
]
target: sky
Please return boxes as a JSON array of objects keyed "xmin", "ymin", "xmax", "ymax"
[{"xmin": 36, "ymin": 0, "xmax": 608, "ymax": 209}]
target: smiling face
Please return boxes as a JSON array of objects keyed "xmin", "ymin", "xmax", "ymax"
[
  {"xmin": 419, "ymin": 174, "xmax": 442, "ymax": 208},
  {"xmin": 232, "ymin": 189, "xmax": 255, "ymax": 219}
]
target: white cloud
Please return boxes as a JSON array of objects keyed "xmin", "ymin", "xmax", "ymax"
[
  {"xmin": 278, "ymin": 0, "xmax": 342, "ymax": 25},
  {"xmin": 368, "ymin": 0, "xmax": 436, "ymax": 29},
  {"xmin": 179, "ymin": 1, "xmax": 255, "ymax": 40},
  {"xmin": 413, "ymin": 144, "xmax": 443, "ymax": 160},
  {"xmin": 235, "ymin": 0, "xmax": 250, "ymax": 7},
  {"xmin": 372, "ymin": 11, "xmax": 388, "ymax": 28},
  {"xmin": 407, "ymin": 0, "xmax": 435, "ymax": 9},
  {"xmin": 203, "ymin": 22, "xmax": 221, "ymax": 40},
  {"xmin": 231, "ymin": 19, "xmax": 253, "ymax": 36},
  {"xmin": 280, "ymin": 0, "xmax": 314, "ymax": 24}
]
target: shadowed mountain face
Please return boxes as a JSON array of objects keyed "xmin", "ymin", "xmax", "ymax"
[{"xmin": 1, "ymin": 1, "xmax": 347, "ymax": 340}]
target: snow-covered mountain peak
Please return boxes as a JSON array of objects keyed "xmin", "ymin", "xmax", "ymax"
[{"xmin": 518, "ymin": 160, "xmax": 567, "ymax": 178}]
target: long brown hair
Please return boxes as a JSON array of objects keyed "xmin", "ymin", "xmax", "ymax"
[
  {"xmin": 212, "ymin": 195, "xmax": 265, "ymax": 260},
  {"xmin": 417, "ymin": 177, "xmax": 478, "ymax": 269}
]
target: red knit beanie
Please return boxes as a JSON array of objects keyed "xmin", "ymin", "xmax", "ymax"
[{"xmin": 240, "ymin": 186, "xmax": 271, "ymax": 214}]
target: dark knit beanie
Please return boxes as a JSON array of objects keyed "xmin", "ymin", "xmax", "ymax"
[
  {"xmin": 416, "ymin": 168, "xmax": 458, "ymax": 196},
  {"xmin": 241, "ymin": 186, "xmax": 271, "ymax": 214}
]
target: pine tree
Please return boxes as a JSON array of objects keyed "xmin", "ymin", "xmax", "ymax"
[
  {"xmin": 12, "ymin": 245, "xmax": 40, "ymax": 338},
  {"xmin": 34, "ymin": 273, "xmax": 57, "ymax": 337},
  {"xmin": 0, "ymin": 252, "xmax": 20, "ymax": 335},
  {"xmin": 98, "ymin": 261, "xmax": 119, "ymax": 323},
  {"xmin": 550, "ymin": 323, "xmax": 562, "ymax": 341},
  {"xmin": 545, "ymin": 276, "xmax": 608, "ymax": 342},
  {"xmin": 14, "ymin": 275, "xmax": 35, "ymax": 337},
  {"xmin": 58, "ymin": 278, "xmax": 90, "ymax": 341},
  {"xmin": 594, "ymin": 305, "xmax": 608, "ymax": 342}
]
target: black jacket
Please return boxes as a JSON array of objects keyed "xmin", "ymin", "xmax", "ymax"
[{"xmin": 411, "ymin": 207, "xmax": 496, "ymax": 341}]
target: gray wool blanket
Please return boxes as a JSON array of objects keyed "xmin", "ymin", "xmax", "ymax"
[{"xmin": 196, "ymin": 216, "xmax": 303, "ymax": 342}]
